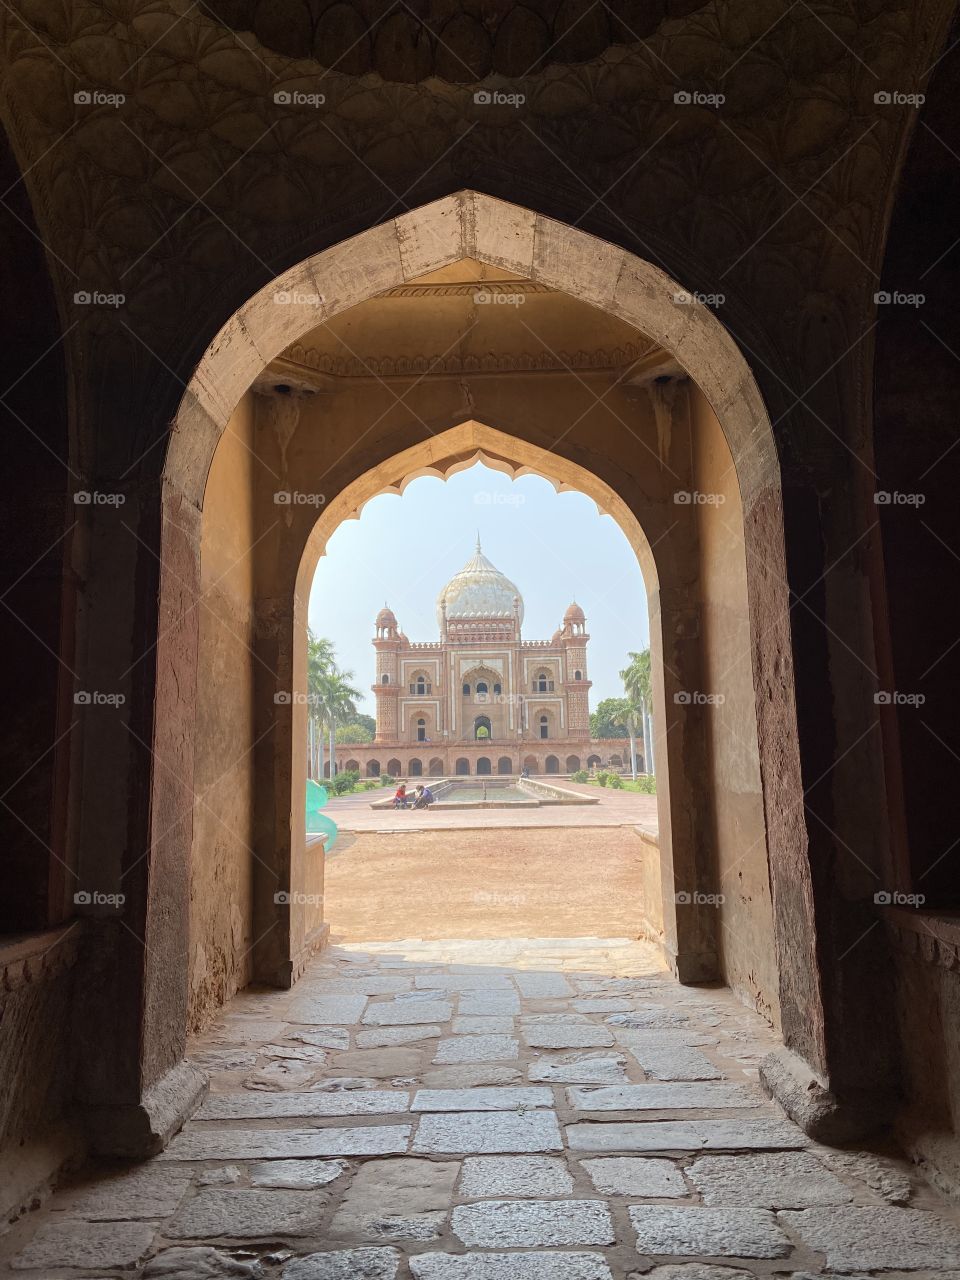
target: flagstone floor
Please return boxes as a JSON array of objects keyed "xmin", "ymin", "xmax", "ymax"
[{"xmin": 4, "ymin": 937, "xmax": 960, "ymax": 1278}]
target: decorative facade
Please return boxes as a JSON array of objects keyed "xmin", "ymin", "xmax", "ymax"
[{"xmin": 338, "ymin": 541, "xmax": 634, "ymax": 778}]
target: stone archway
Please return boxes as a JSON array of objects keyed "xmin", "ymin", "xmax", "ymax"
[{"xmin": 148, "ymin": 192, "xmax": 813, "ymax": 1149}]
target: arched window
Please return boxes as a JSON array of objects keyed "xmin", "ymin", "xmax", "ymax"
[
  {"xmin": 534, "ymin": 670, "xmax": 552, "ymax": 693},
  {"xmin": 462, "ymin": 682, "xmax": 471, "ymax": 696},
  {"xmin": 416, "ymin": 717, "xmax": 426, "ymax": 742},
  {"xmin": 493, "ymin": 682, "xmax": 502, "ymax": 696},
  {"xmin": 574, "ymin": 670, "xmax": 582, "ymax": 680},
  {"xmin": 476, "ymin": 681, "xmax": 488, "ymax": 695},
  {"xmin": 415, "ymin": 676, "xmax": 426, "ymax": 694},
  {"xmin": 381, "ymin": 673, "xmax": 390, "ymax": 684},
  {"xmin": 539, "ymin": 714, "xmax": 548, "ymax": 740}
]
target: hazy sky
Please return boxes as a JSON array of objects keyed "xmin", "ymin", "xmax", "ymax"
[{"xmin": 308, "ymin": 462, "xmax": 649, "ymax": 717}]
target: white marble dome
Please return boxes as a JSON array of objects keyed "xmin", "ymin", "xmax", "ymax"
[{"xmin": 437, "ymin": 541, "xmax": 524, "ymax": 626}]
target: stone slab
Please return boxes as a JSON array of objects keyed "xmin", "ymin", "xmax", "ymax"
[
  {"xmin": 363, "ymin": 1000, "xmax": 453, "ymax": 1026},
  {"xmin": 607, "ymin": 1008, "xmax": 689, "ymax": 1029},
  {"xmin": 11, "ymin": 1221, "xmax": 156, "ymax": 1270},
  {"xmin": 566, "ymin": 1084, "xmax": 760, "ymax": 1111},
  {"xmin": 459, "ymin": 991, "xmax": 522, "ymax": 1016},
  {"xmin": 515, "ymin": 973, "xmax": 575, "ymax": 997},
  {"xmin": 250, "ymin": 1159, "xmax": 347, "ymax": 1188},
  {"xmin": 328, "ymin": 1157, "xmax": 459, "ymax": 1242},
  {"xmin": 523, "ymin": 1026, "xmax": 614, "ymax": 1049},
  {"xmin": 289, "ymin": 1029, "xmax": 351, "ymax": 1050},
  {"xmin": 624, "ymin": 1045, "xmax": 723, "ymax": 1081},
  {"xmin": 452, "ymin": 1199, "xmax": 614, "ymax": 1247},
  {"xmin": 282, "ymin": 1248, "xmax": 401, "ymax": 1279},
  {"xmin": 689, "ymin": 1152, "xmax": 853, "ymax": 1207},
  {"xmin": 326, "ymin": 1048, "xmax": 424, "ymax": 1077},
  {"xmin": 433, "ymin": 1035, "xmax": 519, "ymax": 1064},
  {"xmin": 356, "ymin": 1025, "xmax": 442, "ymax": 1047},
  {"xmin": 197, "ymin": 1090, "xmax": 408, "ymax": 1119},
  {"xmin": 57, "ymin": 1164, "xmax": 191, "ymax": 1219},
  {"xmin": 424, "ymin": 1065, "xmax": 523, "ymax": 1089},
  {"xmin": 528, "ymin": 1056, "xmax": 628, "ymax": 1085},
  {"xmin": 262, "ymin": 1043, "xmax": 331, "ymax": 1062},
  {"xmin": 780, "ymin": 1206, "xmax": 960, "ymax": 1270},
  {"xmin": 453, "ymin": 1016, "xmax": 515, "ymax": 1034},
  {"xmin": 415, "ymin": 974, "xmax": 512, "ymax": 990},
  {"xmin": 159, "ymin": 1124, "xmax": 411, "ymax": 1161},
  {"xmin": 566, "ymin": 1118, "xmax": 808, "ymax": 1153},
  {"xmin": 459, "ymin": 1155, "xmax": 575, "ymax": 1198},
  {"xmin": 288, "ymin": 996, "xmax": 368, "ymax": 1024},
  {"xmin": 413, "ymin": 1111, "xmax": 563, "ymax": 1154},
  {"xmin": 572, "ymin": 998, "xmax": 636, "ymax": 1013},
  {"xmin": 142, "ymin": 1246, "xmax": 265, "ymax": 1278},
  {"xmin": 314, "ymin": 976, "xmax": 412, "ymax": 994},
  {"xmin": 580, "ymin": 1157, "xmax": 687, "ymax": 1196},
  {"xmin": 167, "ymin": 1188, "xmax": 326, "ymax": 1238},
  {"xmin": 629, "ymin": 1206, "xmax": 791, "ymax": 1258},
  {"xmin": 410, "ymin": 1255, "xmax": 613, "ymax": 1280},
  {"xmin": 412, "ymin": 1088, "xmax": 552, "ymax": 1112}
]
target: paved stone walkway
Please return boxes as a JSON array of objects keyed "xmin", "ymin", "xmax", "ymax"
[{"xmin": 4, "ymin": 938, "xmax": 960, "ymax": 1277}]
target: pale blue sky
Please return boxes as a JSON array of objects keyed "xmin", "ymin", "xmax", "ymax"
[{"xmin": 308, "ymin": 462, "xmax": 649, "ymax": 717}]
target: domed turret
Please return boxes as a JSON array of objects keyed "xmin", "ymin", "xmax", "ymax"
[
  {"xmin": 436, "ymin": 538, "xmax": 524, "ymax": 627},
  {"xmin": 564, "ymin": 601, "xmax": 586, "ymax": 624},
  {"xmin": 376, "ymin": 605, "xmax": 397, "ymax": 628}
]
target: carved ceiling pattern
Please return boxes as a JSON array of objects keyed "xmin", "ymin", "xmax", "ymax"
[{"xmin": 0, "ymin": 0, "xmax": 952, "ymax": 475}]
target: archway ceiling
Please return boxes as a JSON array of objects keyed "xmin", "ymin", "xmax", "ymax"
[
  {"xmin": 0, "ymin": 0, "xmax": 949, "ymax": 458},
  {"xmin": 258, "ymin": 257, "xmax": 665, "ymax": 388}
]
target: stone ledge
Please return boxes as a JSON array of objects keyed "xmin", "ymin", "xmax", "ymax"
[
  {"xmin": 883, "ymin": 906, "xmax": 960, "ymax": 972},
  {"xmin": 85, "ymin": 1060, "xmax": 208, "ymax": 1159},
  {"xmin": 759, "ymin": 1045, "xmax": 895, "ymax": 1144},
  {"xmin": 0, "ymin": 922, "xmax": 82, "ymax": 993}
]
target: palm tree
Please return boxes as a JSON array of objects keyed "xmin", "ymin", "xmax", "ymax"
[
  {"xmin": 620, "ymin": 649, "xmax": 654, "ymax": 777},
  {"xmin": 306, "ymin": 632, "xmax": 361, "ymax": 780}
]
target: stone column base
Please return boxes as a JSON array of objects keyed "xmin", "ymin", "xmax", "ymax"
[
  {"xmin": 85, "ymin": 1060, "xmax": 208, "ymax": 1158},
  {"xmin": 759, "ymin": 1045, "xmax": 895, "ymax": 1144}
]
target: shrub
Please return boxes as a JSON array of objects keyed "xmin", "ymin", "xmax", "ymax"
[
  {"xmin": 636, "ymin": 774, "xmax": 657, "ymax": 794},
  {"xmin": 362, "ymin": 779, "xmax": 379, "ymax": 790},
  {"xmin": 571, "ymin": 769, "xmax": 589, "ymax": 783},
  {"xmin": 608, "ymin": 773, "xmax": 624, "ymax": 789},
  {"xmin": 596, "ymin": 771, "xmax": 610, "ymax": 787},
  {"xmin": 331, "ymin": 769, "xmax": 361, "ymax": 795},
  {"xmin": 381, "ymin": 774, "xmax": 395, "ymax": 787}
]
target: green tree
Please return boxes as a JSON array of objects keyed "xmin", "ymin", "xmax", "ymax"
[
  {"xmin": 590, "ymin": 697, "xmax": 630, "ymax": 739},
  {"xmin": 336, "ymin": 714, "xmax": 376, "ymax": 744},
  {"xmin": 306, "ymin": 632, "xmax": 361, "ymax": 780},
  {"xmin": 619, "ymin": 649, "xmax": 653, "ymax": 778}
]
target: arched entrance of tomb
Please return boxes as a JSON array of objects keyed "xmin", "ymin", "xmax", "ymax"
[
  {"xmin": 498, "ymin": 757, "xmax": 512, "ymax": 775},
  {"xmin": 408, "ymin": 759, "xmax": 422, "ymax": 777},
  {"xmin": 477, "ymin": 758, "xmax": 492, "ymax": 776},
  {"xmin": 153, "ymin": 192, "xmax": 815, "ymax": 1127},
  {"xmin": 428, "ymin": 758, "xmax": 444, "ymax": 777},
  {"xmin": 566, "ymin": 755, "xmax": 581, "ymax": 773},
  {"xmin": 546, "ymin": 756, "xmax": 560, "ymax": 775}
]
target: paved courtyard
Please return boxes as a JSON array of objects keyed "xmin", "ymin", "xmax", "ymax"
[
  {"xmin": 323, "ymin": 785, "xmax": 659, "ymax": 835},
  {"xmin": 4, "ymin": 937, "xmax": 960, "ymax": 1278}
]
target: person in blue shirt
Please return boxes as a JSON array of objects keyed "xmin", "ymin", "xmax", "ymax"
[{"xmin": 412, "ymin": 784, "xmax": 434, "ymax": 809}]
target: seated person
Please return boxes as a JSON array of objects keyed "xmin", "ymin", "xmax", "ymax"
[
  {"xmin": 393, "ymin": 782, "xmax": 408, "ymax": 809},
  {"xmin": 411, "ymin": 783, "xmax": 435, "ymax": 809}
]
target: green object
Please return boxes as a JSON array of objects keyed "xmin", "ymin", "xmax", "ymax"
[{"xmin": 306, "ymin": 778, "xmax": 338, "ymax": 851}]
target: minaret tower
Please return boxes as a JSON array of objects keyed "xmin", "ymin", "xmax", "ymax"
[
  {"xmin": 561, "ymin": 602, "xmax": 591, "ymax": 741},
  {"xmin": 372, "ymin": 605, "xmax": 401, "ymax": 744}
]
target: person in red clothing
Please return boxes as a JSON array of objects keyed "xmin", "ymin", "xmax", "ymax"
[{"xmin": 393, "ymin": 782, "xmax": 408, "ymax": 809}]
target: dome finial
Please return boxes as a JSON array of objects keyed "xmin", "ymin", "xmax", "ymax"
[{"xmin": 475, "ymin": 530, "xmax": 481, "ymax": 554}]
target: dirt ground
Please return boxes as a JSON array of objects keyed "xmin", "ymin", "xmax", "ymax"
[{"xmin": 324, "ymin": 825, "xmax": 651, "ymax": 942}]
